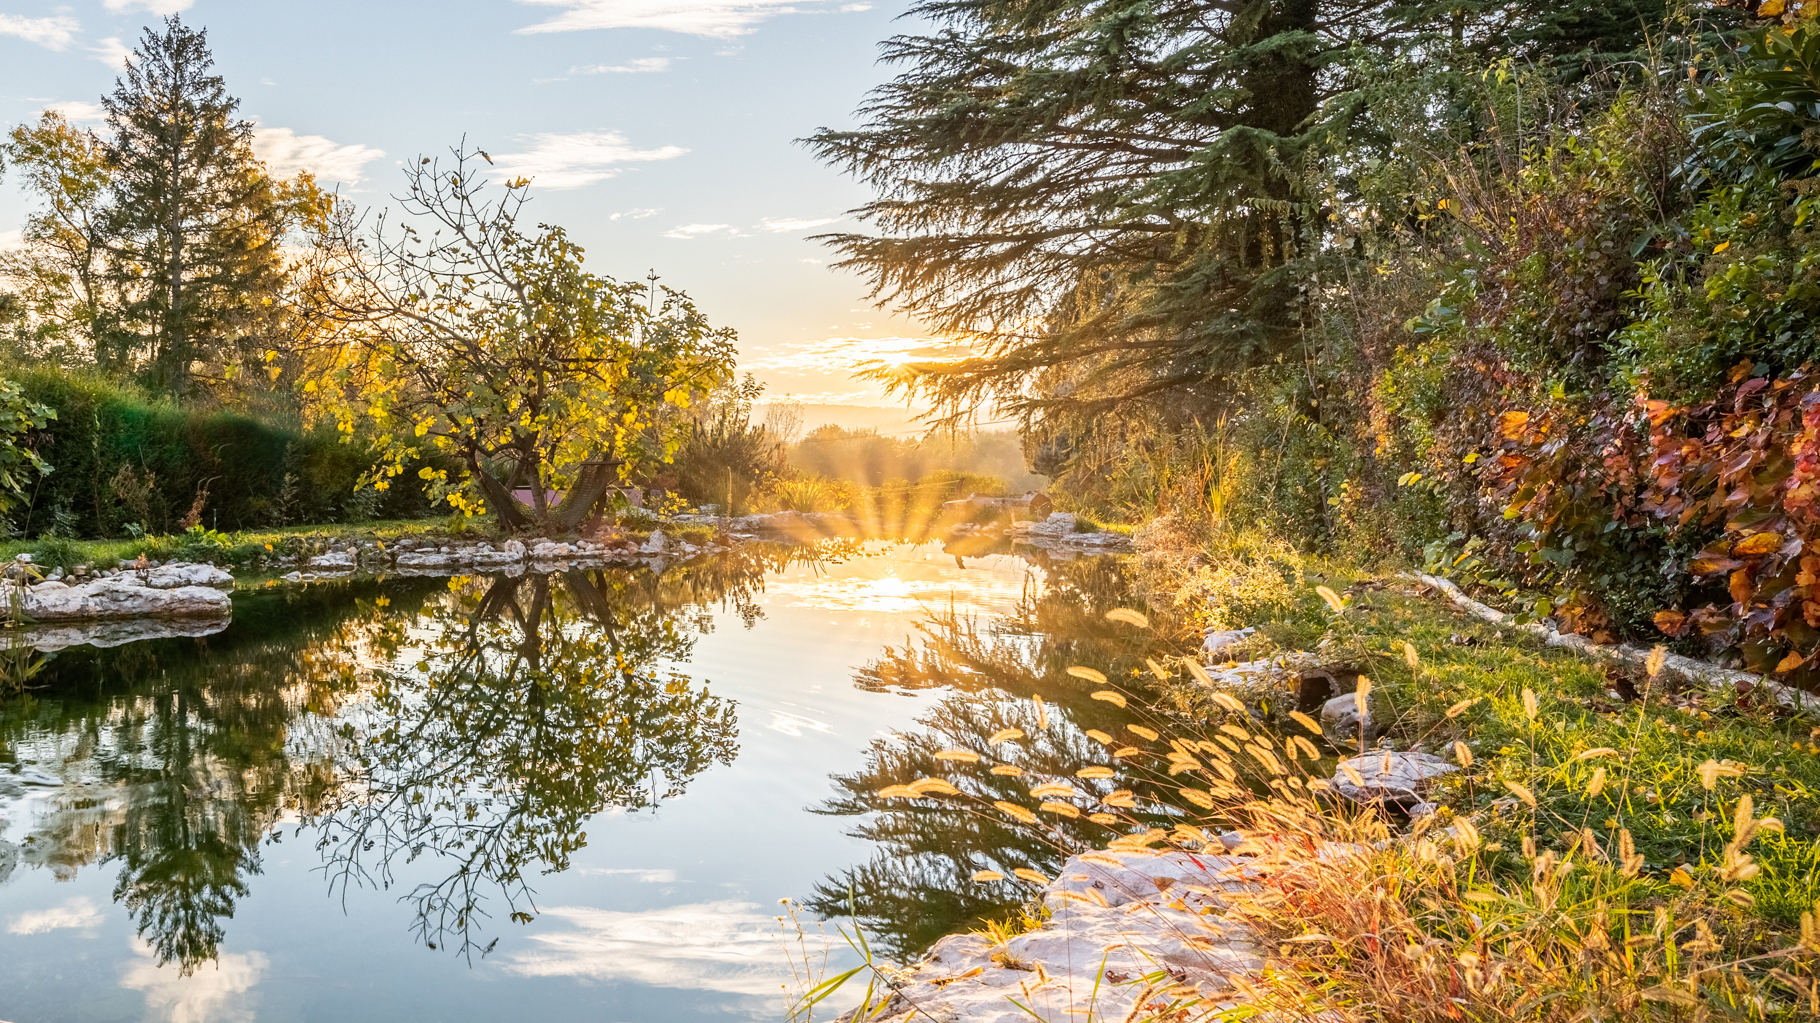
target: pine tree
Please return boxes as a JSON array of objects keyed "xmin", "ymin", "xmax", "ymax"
[
  {"xmin": 807, "ymin": 0, "xmax": 1715, "ymax": 438},
  {"xmin": 102, "ymin": 15, "xmax": 287, "ymax": 399}
]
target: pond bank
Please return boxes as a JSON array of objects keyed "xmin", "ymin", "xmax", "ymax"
[{"xmin": 817, "ymin": 548, "xmax": 1820, "ymax": 1022}]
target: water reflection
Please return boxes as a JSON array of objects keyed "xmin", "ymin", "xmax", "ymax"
[
  {"xmin": 0, "ymin": 549, "xmax": 798, "ymax": 974},
  {"xmin": 308, "ymin": 568, "xmax": 743, "ymax": 957},
  {"xmin": 808, "ymin": 555, "xmax": 1193, "ymax": 958}
]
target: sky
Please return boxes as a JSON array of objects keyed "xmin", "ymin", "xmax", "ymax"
[{"xmin": 0, "ymin": 0, "xmax": 964, "ymax": 429}]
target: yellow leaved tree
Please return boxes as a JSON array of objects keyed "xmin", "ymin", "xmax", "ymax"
[{"xmin": 309, "ymin": 143, "xmax": 735, "ymax": 531}]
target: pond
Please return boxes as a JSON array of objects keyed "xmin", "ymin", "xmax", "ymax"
[{"xmin": 0, "ymin": 539, "xmax": 1180, "ymax": 1022}]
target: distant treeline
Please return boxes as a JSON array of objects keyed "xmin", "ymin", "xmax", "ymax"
[{"xmin": 788, "ymin": 425, "xmax": 1044, "ymax": 493}]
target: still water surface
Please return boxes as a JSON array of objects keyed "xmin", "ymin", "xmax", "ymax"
[{"xmin": 0, "ymin": 541, "xmax": 1158, "ymax": 1022}]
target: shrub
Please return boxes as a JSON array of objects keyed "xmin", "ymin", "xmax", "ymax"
[{"xmin": 5, "ymin": 368, "xmax": 442, "ymax": 537}]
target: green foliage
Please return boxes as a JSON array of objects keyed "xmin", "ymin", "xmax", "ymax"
[
  {"xmin": 5, "ymin": 367, "xmax": 435, "ymax": 538},
  {"xmin": 673, "ymin": 374, "xmax": 784, "ymax": 514},
  {"xmin": 0, "ymin": 377, "xmax": 54, "ymax": 521},
  {"xmin": 315, "ymin": 144, "xmax": 736, "ymax": 532}
]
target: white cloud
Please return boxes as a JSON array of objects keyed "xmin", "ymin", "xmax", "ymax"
[
  {"xmin": 0, "ymin": 14, "xmax": 80, "ymax": 51},
  {"xmin": 45, "ymin": 100, "xmax": 107, "ymax": 124},
  {"xmin": 838, "ymin": 3, "xmax": 872, "ymax": 9},
  {"xmin": 609, "ymin": 207, "xmax": 661, "ymax": 220},
  {"xmin": 505, "ymin": 901, "xmax": 785, "ymax": 995},
  {"xmin": 104, "ymin": 0, "xmax": 195, "ymax": 12},
  {"xmin": 515, "ymin": 0, "xmax": 849, "ymax": 39},
  {"xmin": 663, "ymin": 223, "xmax": 733, "ymax": 239},
  {"xmin": 741, "ymin": 335, "xmax": 973, "ymax": 372},
  {"xmin": 7, "ymin": 897, "xmax": 104, "ymax": 935},
  {"xmin": 121, "ymin": 941, "xmax": 266, "ymax": 1023},
  {"xmin": 573, "ymin": 56, "xmax": 671, "ymax": 74},
  {"xmin": 758, "ymin": 216, "xmax": 839, "ymax": 232},
  {"xmin": 252, "ymin": 126, "xmax": 385, "ymax": 184},
  {"xmin": 89, "ymin": 37, "xmax": 130, "ymax": 68},
  {"xmin": 575, "ymin": 867, "xmax": 678, "ymax": 883},
  {"xmin": 492, "ymin": 131, "xmax": 686, "ymax": 189}
]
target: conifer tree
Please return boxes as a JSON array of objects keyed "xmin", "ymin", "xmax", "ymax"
[
  {"xmin": 102, "ymin": 15, "xmax": 288, "ymax": 399},
  {"xmin": 808, "ymin": 0, "xmax": 1710, "ymax": 439}
]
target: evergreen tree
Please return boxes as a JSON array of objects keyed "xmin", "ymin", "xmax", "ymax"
[
  {"xmin": 102, "ymin": 15, "xmax": 288, "ymax": 399},
  {"xmin": 807, "ymin": 0, "xmax": 1716, "ymax": 441}
]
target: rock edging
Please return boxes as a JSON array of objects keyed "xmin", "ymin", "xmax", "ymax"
[
  {"xmin": 4, "ymin": 557, "xmax": 232, "ymax": 623},
  {"xmin": 842, "ymin": 847, "xmax": 1263, "ymax": 1023},
  {"xmin": 1407, "ymin": 572, "xmax": 1820, "ymax": 718}
]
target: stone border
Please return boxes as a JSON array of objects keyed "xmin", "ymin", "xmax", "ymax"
[{"xmin": 1406, "ymin": 572, "xmax": 1820, "ymax": 718}]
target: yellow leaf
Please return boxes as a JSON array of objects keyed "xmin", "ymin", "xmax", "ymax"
[
  {"xmin": 1735, "ymin": 531, "xmax": 1783, "ymax": 556},
  {"xmin": 1713, "ymin": 241, "xmax": 1731, "ymax": 254},
  {"xmin": 1668, "ymin": 867, "xmax": 1695, "ymax": 889},
  {"xmin": 1778, "ymin": 650, "xmax": 1806, "ymax": 673}
]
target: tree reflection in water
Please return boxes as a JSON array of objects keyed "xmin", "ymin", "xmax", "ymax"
[
  {"xmin": 1, "ymin": 547, "xmax": 796, "ymax": 972},
  {"xmin": 306, "ymin": 561, "xmax": 769, "ymax": 958},
  {"xmin": 808, "ymin": 551, "xmax": 1191, "ymax": 960},
  {"xmin": 0, "ymin": 578, "xmax": 433, "ymax": 974}
]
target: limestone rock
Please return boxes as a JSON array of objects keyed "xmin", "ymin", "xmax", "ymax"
[
  {"xmin": 844, "ymin": 848, "xmax": 1264, "ymax": 1023},
  {"xmin": 138, "ymin": 563, "xmax": 234, "ymax": 589},
  {"xmin": 640, "ymin": 530, "xmax": 667, "ymax": 554},
  {"xmin": 1330, "ymin": 751, "xmax": 1457, "ymax": 805},
  {"xmin": 13, "ymin": 575, "xmax": 231, "ymax": 621},
  {"xmin": 1202, "ymin": 626, "xmax": 1258, "ymax": 660},
  {"xmin": 307, "ymin": 550, "xmax": 357, "ymax": 570},
  {"xmin": 1321, "ymin": 692, "xmax": 1375, "ymax": 744}
]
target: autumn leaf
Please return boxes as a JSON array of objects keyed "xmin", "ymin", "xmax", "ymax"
[
  {"xmin": 1735, "ymin": 531, "xmax": 1783, "ymax": 556},
  {"xmin": 1496, "ymin": 410, "xmax": 1531, "ymax": 439},
  {"xmin": 1654, "ymin": 609, "xmax": 1689, "ymax": 637}
]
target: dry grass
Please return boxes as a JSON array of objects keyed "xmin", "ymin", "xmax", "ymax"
[{"xmin": 814, "ymin": 589, "xmax": 1820, "ymax": 1021}]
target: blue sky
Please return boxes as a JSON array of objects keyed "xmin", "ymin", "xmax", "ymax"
[{"xmin": 0, "ymin": 0, "xmax": 963, "ymax": 422}]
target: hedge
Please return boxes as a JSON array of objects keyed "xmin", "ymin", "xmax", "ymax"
[{"xmin": 8, "ymin": 369, "xmax": 439, "ymax": 538}]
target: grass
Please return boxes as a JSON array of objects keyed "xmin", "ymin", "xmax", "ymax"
[
  {"xmin": 0, "ymin": 518, "xmax": 456, "ymax": 572},
  {"xmin": 0, "ymin": 511, "xmax": 732, "ymax": 575},
  {"xmin": 815, "ymin": 557, "xmax": 1820, "ymax": 1021}
]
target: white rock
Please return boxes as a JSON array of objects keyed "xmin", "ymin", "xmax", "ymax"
[
  {"xmin": 848, "ymin": 848, "xmax": 1264, "ymax": 1023},
  {"xmin": 1202, "ymin": 626, "xmax": 1257, "ymax": 659},
  {"xmin": 1329, "ymin": 751, "xmax": 1457, "ymax": 804},
  {"xmin": 16, "ymin": 575, "xmax": 231, "ymax": 621},
  {"xmin": 530, "ymin": 541, "xmax": 576, "ymax": 559},
  {"xmin": 139, "ymin": 563, "xmax": 235, "ymax": 589},
  {"xmin": 640, "ymin": 530, "xmax": 667, "ymax": 554},
  {"xmin": 1322, "ymin": 692, "xmax": 1373, "ymax": 744},
  {"xmin": 308, "ymin": 550, "xmax": 357, "ymax": 569}
]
